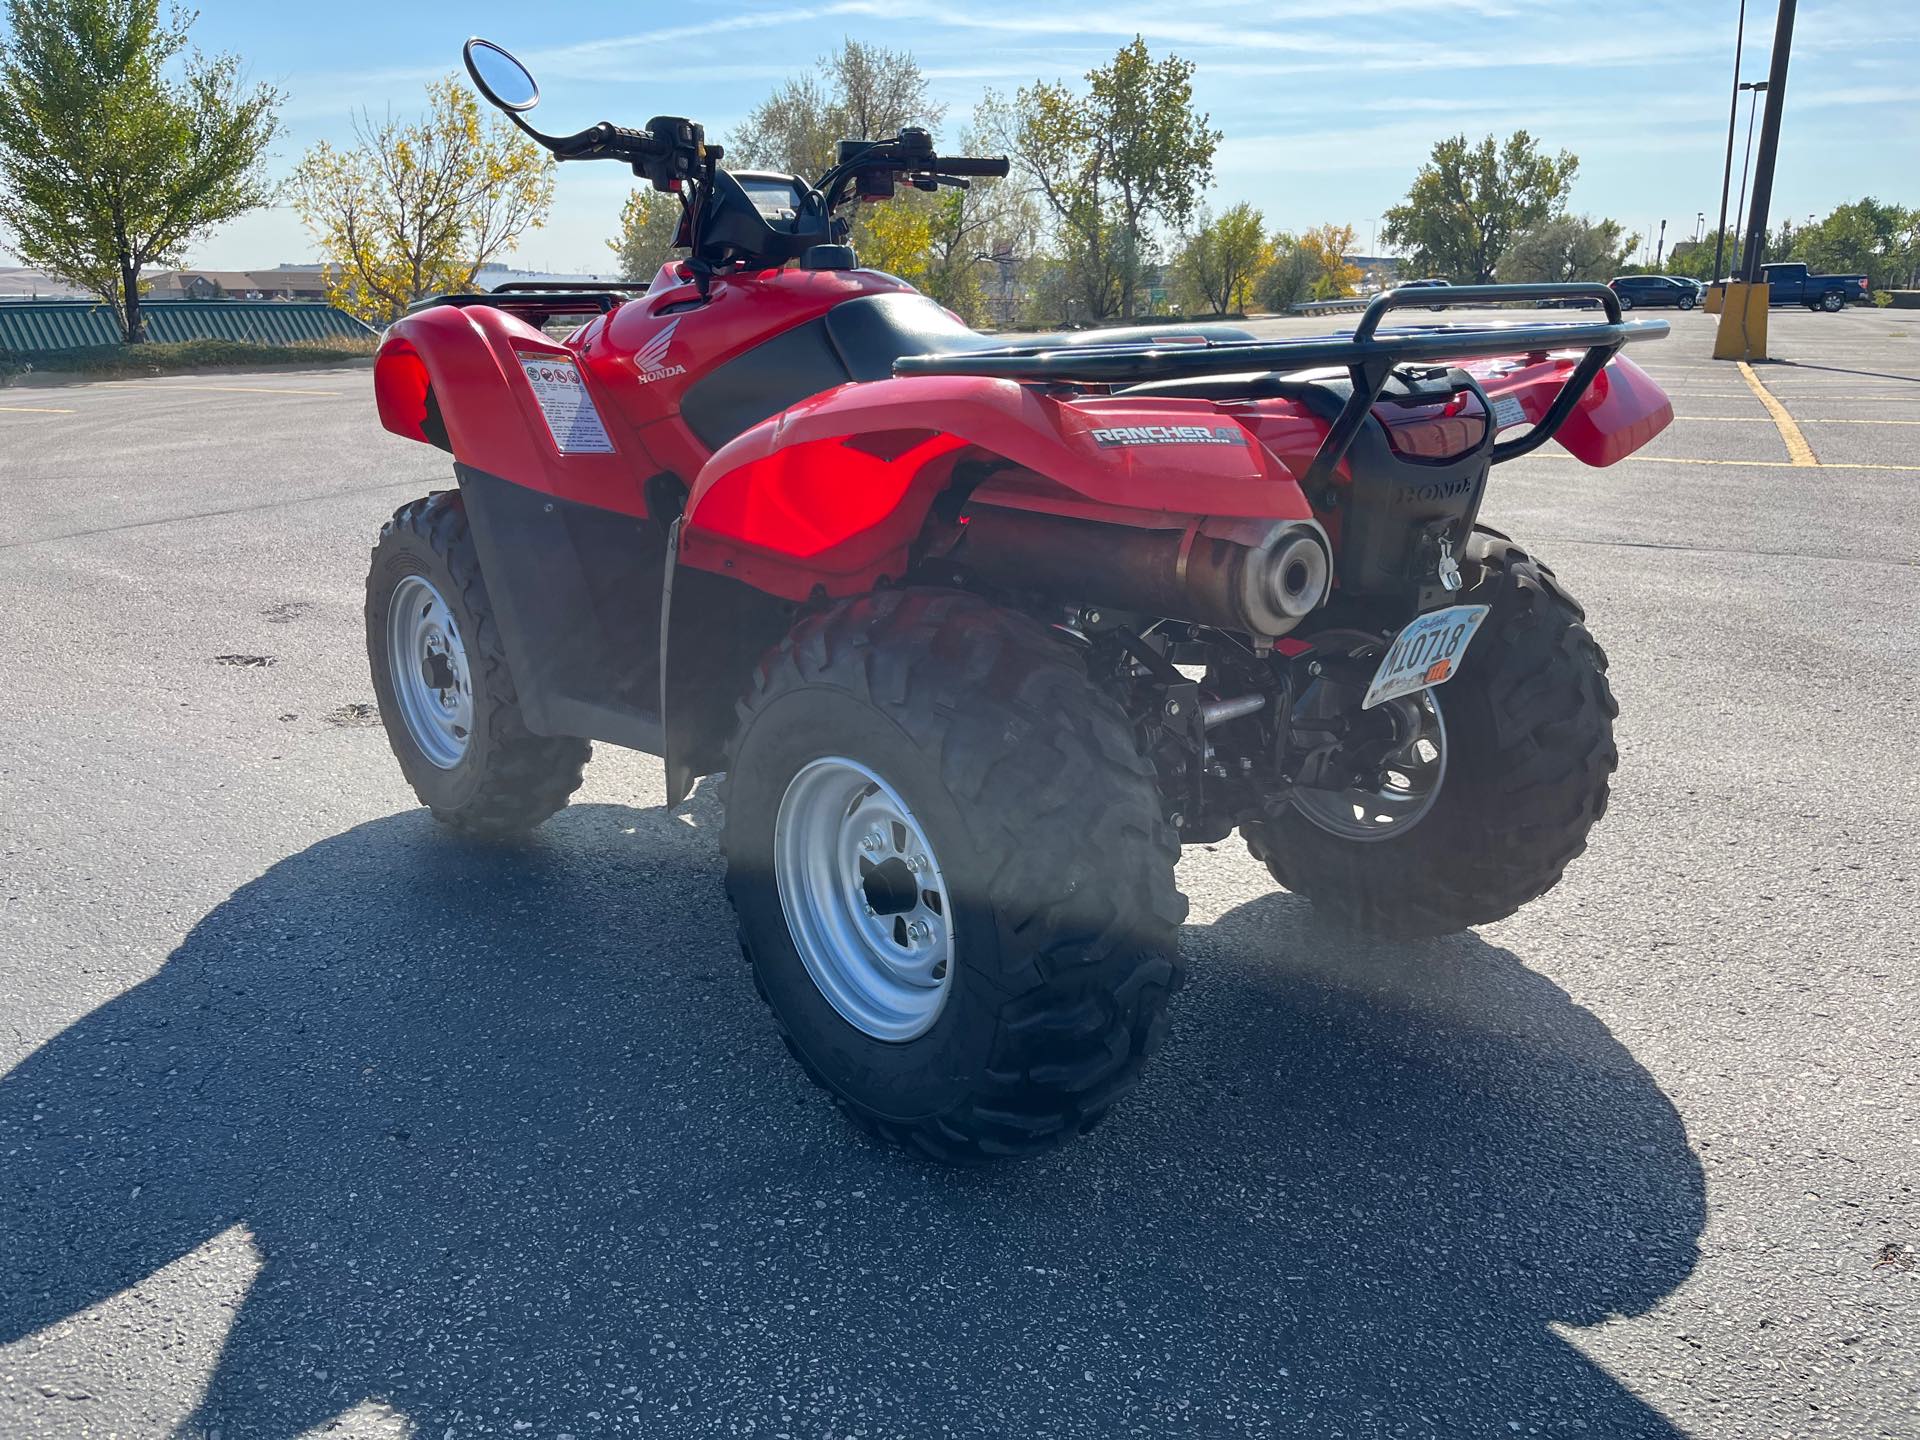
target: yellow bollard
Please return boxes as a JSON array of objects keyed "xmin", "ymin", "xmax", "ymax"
[
  {"xmin": 1703, "ymin": 283, "xmax": 1725, "ymax": 315},
  {"xmin": 1712, "ymin": 282, "xmax": 1771, "ymax": 361}
]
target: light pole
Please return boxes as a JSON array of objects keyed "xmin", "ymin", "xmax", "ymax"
[
  {"xmin": 1695, "ymin": 212, "xmax": 1706, "ymax": 243},
  {"xmin": 1710, "ymin": 0, "xmax": 1748, "ymax": 285},
  {"xmin": 1655, "ymin": 218, "xmax": 1669, "ymax": 267},
  {"xmin": 1730, "ymin": 80, "xmax": 1768, "ymax": 274}
]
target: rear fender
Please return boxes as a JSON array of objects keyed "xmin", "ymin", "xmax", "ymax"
[
  {"xmin": 1471, "ymin": 352, "xmax": 1673, "ymax": 467},
  {"xmin": 677, "ymin": 375, "xmax": 1313, "ymax": 600}
]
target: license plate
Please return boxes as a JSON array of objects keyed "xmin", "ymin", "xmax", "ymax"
[{"xmin": 1362, "ymin": 604, "xmax": 1490, "ymax": 710}]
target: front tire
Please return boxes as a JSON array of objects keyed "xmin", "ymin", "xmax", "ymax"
[
  {"xmin": 723, "ymin": 590, "xmax": 1186, "ymax": 1162},
  {"xmin": 366, "ymin": 493, "xmax": 589, "ymax": 836},
  {"xmin": 1243, "ymin": 529, "xmax": 1618, "ymax": 938},
  {"xmin": 1678, "ymin": 293, "xmax": 1696, "ymax": 311}
]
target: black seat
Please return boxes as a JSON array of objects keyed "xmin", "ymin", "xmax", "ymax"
[{"xmin": 822, "ymin": 292, "xmax": 1255, "ymax": 382}]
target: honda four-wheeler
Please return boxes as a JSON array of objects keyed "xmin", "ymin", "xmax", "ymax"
[{"xmin": 363, "ymin": 39, "xmax": 1675, "ymax": 1161}]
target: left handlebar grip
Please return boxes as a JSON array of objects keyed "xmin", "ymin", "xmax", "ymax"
[{"xmin": 931, "ymin": 155, "xmax": 1011, "ymax": 178}]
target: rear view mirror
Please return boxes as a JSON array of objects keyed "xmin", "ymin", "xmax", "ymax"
[{"xmin": 464, "ymin": 38, "xmax": 539, "ymax": 113}]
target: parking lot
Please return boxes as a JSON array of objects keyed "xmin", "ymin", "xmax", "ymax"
[{"xmin": 2, "ymin": 305, "xmax": 1917, "ymax": 1438}]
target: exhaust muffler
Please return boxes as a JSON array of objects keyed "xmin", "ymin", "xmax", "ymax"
[{"xmin": 954, "ymin": 506, "xmax": 1331, "ymax": 637}]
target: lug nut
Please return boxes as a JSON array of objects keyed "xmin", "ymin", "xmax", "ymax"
[
  {"xmin": 907, "ymin": 920, "xmax": 931, "ymax": 943},
  {"xmin": 860, "ymin": 831, "xmax": 882, "ymax": 853},
  {"xmin": 1165, "ymin": 699, "xmax": 1183, "ymax": 717}
]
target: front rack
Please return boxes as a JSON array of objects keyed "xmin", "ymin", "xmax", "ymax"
[{"xmin": 895, "ymin": 283, "xmax": 1669, "ymax": 485}]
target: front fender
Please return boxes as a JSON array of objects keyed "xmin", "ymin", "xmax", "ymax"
[
  {"xmin": 678, "ymin": 375, "xmax": 1313, "ymax": 600},
  {"xmin": 374, "ymin": 305, "xmax": 652, "ymax": 516}
]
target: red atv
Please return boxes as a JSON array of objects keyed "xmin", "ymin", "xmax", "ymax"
[{"xmin": 365, "ymin": 39, "xmax": 1674, "ymax": 1161}]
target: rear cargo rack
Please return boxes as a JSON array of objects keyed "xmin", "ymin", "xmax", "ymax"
[
  {"xmin": 408, "ymin": 281, "xmax": 653, "ymax": 318},
  {"xmin": 895, "ymin": 283, "xmax": 1668, "ymax": 485}
]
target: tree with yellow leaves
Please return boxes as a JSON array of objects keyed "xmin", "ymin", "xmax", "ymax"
[
  {"xmin": 609, "ymin": 189, "xmax": 684, "ymax": 285},
  {"xmin": 290, "ymin": 77, "xmax": 555, "ymax": 325},
  {"xmin": 1299, "ymin": 223, "xmax": 1362, "ymax": 300}
]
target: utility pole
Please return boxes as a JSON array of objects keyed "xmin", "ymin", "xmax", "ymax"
[
  {"xmin": 1739, "ymin": 0, "xmax": 1797, "ymax": 282},
  {"xmin": 1655, "ymin": 218, "xmax": 1668, "ymax": 267},
  {"xmin": 1711, "ymin": 0, "xmax": 1748, "ymax": 287},
  {"xmin": 1715, "ymin": 0, "xmax": 1797, "ymax": 361}
]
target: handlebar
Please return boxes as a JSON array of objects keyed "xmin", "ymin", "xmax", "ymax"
[{"xmin": 926, "ymin": 156, "xmax": 1011, "ymax": 178}]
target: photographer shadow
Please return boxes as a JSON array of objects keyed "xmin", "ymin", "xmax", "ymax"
[{"xmin": 0, "ymin": 802, "xmax": 1703, "ymax": 1437}]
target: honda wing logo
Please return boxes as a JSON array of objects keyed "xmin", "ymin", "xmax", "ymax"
[{"xmin": 634, "ymin": 318, "xmax": 686, "ymax": 383}]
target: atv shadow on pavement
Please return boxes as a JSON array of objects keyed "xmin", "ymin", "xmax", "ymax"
[{"xmin": 0, "ymin": 802, "xmax": 1704, "ymax": 1438}]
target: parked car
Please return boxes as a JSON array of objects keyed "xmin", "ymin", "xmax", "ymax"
[
  {"xmin": 1758, "ymin": 262, "xmax": 1870, "ymax": 312},
  {"xmin": 1609, "ymin": 275, "xmax": 1698, "ymax": 311}
]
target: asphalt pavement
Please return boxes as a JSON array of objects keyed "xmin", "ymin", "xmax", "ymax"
[{"xmin": 2, "ymin": 304, "xmax": 1917, "ymax": 1439}]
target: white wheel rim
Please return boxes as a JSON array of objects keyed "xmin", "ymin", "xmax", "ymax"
[
  {"xmin": 773, "ymin": 757, "xmax": 956, "ymax": 1042},
  {"xmin": 386, "ymin": 574, "xmax": 473, "ymax": 769}
]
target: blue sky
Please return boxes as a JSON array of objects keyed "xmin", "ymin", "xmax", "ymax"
[{"xmin": 183, "ymin": 0, "xmax": 1917, "ymax": 271}]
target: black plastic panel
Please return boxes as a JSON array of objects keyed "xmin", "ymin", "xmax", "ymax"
[
  {"xmin": 679, "ymin": 318, "xmax": 850, "ymax": 449},
  {"xmin": 455, "ymin": 464, "xmax": 666, "ymax": 753}
]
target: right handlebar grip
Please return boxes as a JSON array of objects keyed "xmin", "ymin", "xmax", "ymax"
[{"xmin": 931, "ymin": 156, "xmax": 1011, "ymax": 178}]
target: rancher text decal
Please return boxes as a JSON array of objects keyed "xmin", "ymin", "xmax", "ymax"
[{"xmin": 1090, "ymin": 424, "xmax": 1243, "ymax": 447}]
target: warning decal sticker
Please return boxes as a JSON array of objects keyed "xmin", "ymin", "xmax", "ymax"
[{"xmin": 518, "ymin": 354, "xmax": 616, "ymax": 454}]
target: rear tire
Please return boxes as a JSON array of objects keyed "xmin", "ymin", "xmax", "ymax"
[
  {"xmin": 366, "ymin": 492, "xmax": 589, "ymax": 836},
  {"xmin": 1820, "ymin": 290, "xmax": 1845, "ymax": 313},
  {"xmin": 1242, "ymin": 529, "xmax": 1618, "ymax": 938},
  {"xmin": 722, "ymin": 589, "xmax": 1187, "ymax": 1162}
]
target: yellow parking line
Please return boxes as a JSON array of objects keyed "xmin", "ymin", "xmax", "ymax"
[
  {"xmin": 1737, "ymin": 362, "xmax": 1817, "ymax": 466},
  {"xmin": 95, "ymin": 382, "xmax": 340, "ymax": 397},
  {"xmin": 0, "ymin": 403, "xmax": 74, "ymax": 413},
  {"xmin": 1675, "ymin": 415, "xmax": 1920, "ymax": 425},
  {"xmin": 1532, "ymin": 453, "xmax": 1920, "ymax": 472}
]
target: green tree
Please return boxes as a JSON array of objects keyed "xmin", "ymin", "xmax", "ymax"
[
  {"xmin": 1793, "ymin": 198, "xmax": 1918, "ymax": 291},
  {"xmin": 1174, "ymin": 203, "xmax": 1270, "ymax": 316},
  {"xmin": 0, "ymin": 0, "xmax": 281, "ymax": 343},
  {"xmin": 991, "ymin": 37, "xmax": 1220, "ymax": 321},
  {"xmin": 1498, "ymin": 214, "xmax": 1638, "ymax": 283},
  {"xmin": 609, "ymin": 189, "xmax": 683, "ymax": 283},
  {"xmin": 1382, "ymin": 131, "xmax": 1578, "ymax": 284},
  {"xmin": 728, "ymin": 39, "xmax": 954, "ymax": 284},
  {"xmin": 1662, "ymin": 231, "xmax": 1737, "ymax": 281},
  {"xmin": 290, "ymin": 77, "xmax": 554, "ymax": 325},
  {"xmin": 727, "ymin": 39, "xmax": 943, "ymax": 178},
  {"xmin": 1254, "ymin": 232, "xmax": 1316, "ymax": 313}
]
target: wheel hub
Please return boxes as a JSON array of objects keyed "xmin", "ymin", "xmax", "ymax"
[
  {"xmin": 774, "ymin": 757, "xmax": 956, "ymax": 1042},
  {"xmin": 1284, "ymin": 638, "xmax": 1450, "ymax": 843},
  {"xmin": 386, "ymin": 574, "xmax": 473, "ymax": 770}
]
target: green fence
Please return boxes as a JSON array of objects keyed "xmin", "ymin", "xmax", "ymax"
[{"xmin": 0, "ymin": 300, "xmax": 375, "ymax": 353}]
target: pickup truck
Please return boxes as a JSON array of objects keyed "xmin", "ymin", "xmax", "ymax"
[{"xmin": 1760, "ymin": 262, "xmax": 1871, "ymax": 312}]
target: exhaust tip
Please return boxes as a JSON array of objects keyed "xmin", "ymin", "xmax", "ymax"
[
  {"xmin": 1237, "ymin": 520, "xmax": 1331, "ymax": 634},
  {"xmin": 1266, "ymin": 529, "xmax": 1331, "ymax": 620}
]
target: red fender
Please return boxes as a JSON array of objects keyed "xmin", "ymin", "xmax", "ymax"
[
  {"xmin": 373, "ymin": 305, "xmax": 659, "ymax": 517},
  {"xmin": 1470, "ymin": 353, "xmax": 1674, "ymax": 466},
  {"xmin": 679, "ymin": 376, "xmax": 1314, "ymax": 600}
]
